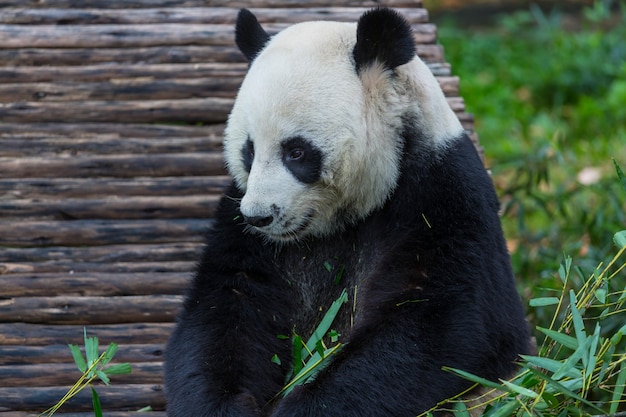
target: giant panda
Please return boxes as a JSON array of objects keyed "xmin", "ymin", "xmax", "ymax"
[{"xmin": 164, "ymin": 7, "xmax": 532, "ymax": 417}]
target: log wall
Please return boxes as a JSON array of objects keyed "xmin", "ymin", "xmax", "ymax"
[{"xmin": 0, "ymin": 1, "xmax": 477, "ymax": 415}]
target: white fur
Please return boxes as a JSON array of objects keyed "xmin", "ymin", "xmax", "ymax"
[{"xmin": 224, "ymin": 19, "xmax": 464, "ymax": 242}]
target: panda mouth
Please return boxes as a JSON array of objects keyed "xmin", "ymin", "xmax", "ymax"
[{"xmin": 269, "ymin": 209, "xmax": 315, "ymax": 241}]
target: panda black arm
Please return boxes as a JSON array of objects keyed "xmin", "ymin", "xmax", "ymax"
[
  {"xmin": 164, "ymin": 183, "xmax": 293, "ymax": 416},
  {"xmin": 269, "ymin": 289, "xmax": 488, "ymax": 417},
  {"xmin": 269, "ymin": 135, "xmax": 531, "ymax": 417}
]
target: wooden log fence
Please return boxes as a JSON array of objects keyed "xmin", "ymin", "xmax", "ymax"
[{"xmin": 0, "ymin": 0, "xmax": 478, "ymax": 415}]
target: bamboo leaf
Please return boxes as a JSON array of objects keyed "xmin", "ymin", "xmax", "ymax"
[
  {"xmin": 302, "ymin": 289, "xmax": 347, "ymax": 358},
  {"xmin": 609, "ymin": 360, "xmax": 626, "ymax": 415},
  {"xmin": 584, "ymin": 324, "xmax": 600, "ymax": 382},
  {"xmin": 91, "ymin": 388, "xmax": 103, "ymax": 417},
  {"xmin": 540, "ymin": 390, "xmax": 560, "ymax": 408},
  {"xmin": 68, "ymin": 344, "xmax": 87, "ymax": 373},
  {"xmin": 282, "ymin": 344, "xmax": 343, "ymax": 397},
  {"xmin": 553, "ymin": 336, "xmax": 591, "ymax": 380},
  {"xmin": 560, "ymin": 377, "xmax": 583, "ymax": 392},
  {"xmin": 568, "ymin": 291, "xmax": 587, "ymax": 359},
  {"xmin": 614, "ymin": 230, "xmax": 626, "ymax": 249},
  {"xmin": 557, "ymin": 257, "xmax": 572, "ymax": 284},
  {"xmin": 292, "ymin": 334, "xmax": 303, "ymax": 376},
  {"xmin": 101, "ymin": 342, "xmax": 118, "ymax": 366},
  {"xmin": 529, "ymin": 297, "xmax": 560, "ymax": 307},
  {"xmin": 500, "ymin": 380, "xmax": 538, "ymax": 398},
  {"xmin": 521, "ymin": 355, "xmax": 581, "ymax": 379},
  {"xmin": 442, "ymin": 367, "xmax": 506, "ymax": 391},
  {"xmin": 452, "ymin": 400, "xmax": 470, "ymax": 417},
  {"xmin": 315, "ymin": 339, "xmax": 325, "ymax": 357},
  {"xmin": 486, "ymin": 399, "xmax": 521, "ymax": 417},
  {"xmin": 537, "ymin": 327, "xmax": 578, "ymax": 350},
  {"xmin": 526, "ymin": 367, "xmax": 606, "ymax": 414},
  {"xmin": 95, "ymin": 369, "xmax": 110, "ymax": 386},
  {"xmin": 333, "ymin": 265, "xmax": 345, "ymax": 285},
  {"xmin": 84, "ymin": 328, "xmax": 99, "ymax": 368},
  {"xmin": 104, "ymin": 363, "xmax": 132, "ymax": 375}
]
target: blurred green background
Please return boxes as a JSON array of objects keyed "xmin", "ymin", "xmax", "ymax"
[{"xmin": 425, "ymin": 0, "xmax": 626, "ymax": 330}]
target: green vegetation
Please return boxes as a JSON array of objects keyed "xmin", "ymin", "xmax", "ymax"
[
  {"xmin": 424, "ymin": 229, "xmax": 626, "ymax": 416},
  {"xmin": 436, "ymin": 0, "xmax": 626, "ymax": 325},
  {"xmin": 427, "ymin": 1, "xmax": 626, "ymax": 414},
  {"xmin": 40, "ymin": 329, "xmax": 132, "ymax": 417}
]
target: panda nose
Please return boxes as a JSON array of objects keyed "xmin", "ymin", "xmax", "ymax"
[{"xmin": 243, "ymin": 215, "xmax": 273, "ymax": 227}]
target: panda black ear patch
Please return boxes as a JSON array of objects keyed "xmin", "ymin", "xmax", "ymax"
[
  {"xmin": 235, "ymin": 9, "xmax": 270, "ymax": 62},
  {"xmin": 353, "ymin": 8, "xmax": 416, "ymax": 74}
]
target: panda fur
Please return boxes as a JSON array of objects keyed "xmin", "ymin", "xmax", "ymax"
[{"xmin": 164, "ymin": 8, "xmax": 532, "ymax": 417}]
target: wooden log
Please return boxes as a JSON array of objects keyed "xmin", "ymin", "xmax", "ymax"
[
  {"xmin": 0, "ymin": 195, "xmax": 220, "ymax": 220},
  {"xmin": 457, "ymin": 112, "xmax": 475, "ymax": 130},
  {"xmin": 0, "ymin": 260, "xmax": 194, "ymax": 274},
  {"xmin": 0, "ymin": 219, "xmax": 210, "ymax": 247},
  {"xmin": 0, "ymin": 24, "xmax": 235, "ymax": 49},
  {"xmin": 0, "ymin": 98, "xmax": 234, "ymax": 124},
  {"xmin": 0, "ymin": 384, "xmax": 165, "ymax": 412},
  {"xmin": 0, "ymin": 343, "xmax": 166, "ymax": 365},
  {"xmin": 0, "ymin": 153, "xmax": 225, "ymax": 179},
  {"xmin": 0, "ymin": 62, "xmax": 451, "ymax": 84},
  {"xmin": 0, "ymin": 45, "xmax": 246, "ymax": 66},
  {"xmin": 0, "ymin": 75, "xmax": 458, "ymax": 104},
  {"xmin": 0, "ymin": 177, "xmax": 228, "ymax": 201},
  {"xmin": 0, "ymin": 176, "xmax": 231, "ymax": 199},
  {"xmin": 0, "ymin": 7, "xmax": 428, "ymax": 25},
  {"xmin": 447, "ymin": 96, "xmax": 465, "ymax": 112},
  {"xmin": 0, "ymin": 136, "xmax": 222, "ymax": 157},
  {"xmin": 0, "ymin": 295, "xmax": 182, "ymax": 324},
  {"xmin": 0, "ymin": 272, "xmax": 189, "ymax": 297},
  {"xmin": 0, "ymin": 243, "xmax": 203, "ymax": 264},
  {"xmin": 0, "ymin": 78, "xmax": 244, "ymax": 103},
  {"xmin": 0, "ymin": 322, "xmax": 174, "ymax": 345},
  {"xmin": 0, "ymin": 362, "xmax": 164, "ymax": 387},
  {"xmin": 0, "ymin": 23, "xmax": 435, "ymax": 49},
  {"xmin": 0, "ymin": 122, "xmax": 224, "ymax": 139},
  {"xmin": 0, "ymin": 44, "xmax": 444, "ymax": 66},
  {"xmin": 0, "ymin": 63, "xmax": 247, "ymax": 83},
  {"xmin": 0, "ymin": 0, "xmax": 422, "ymax": 10}
]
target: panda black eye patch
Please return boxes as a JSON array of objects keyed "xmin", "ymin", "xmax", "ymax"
[
  {"xmin": 241, "ymin": 138, "xmax": 254, "ymax": 172},
  {"xmin": 281, "ymin": 137, "xmax": 323, "ymax": 184}
]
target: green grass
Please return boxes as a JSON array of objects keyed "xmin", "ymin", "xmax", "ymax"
[{"xmin": 435, "ymin": 0, "xmax": 626, "ymax": 318}]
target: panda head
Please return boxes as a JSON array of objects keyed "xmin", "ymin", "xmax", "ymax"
[{"xmin": 224, "ymin": 8, "xmax": 463, "ymax": 243}]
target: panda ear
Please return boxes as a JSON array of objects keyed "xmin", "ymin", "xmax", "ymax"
[
  {"xmin": 353, "ymin": 8, "xmax": 416, "ymax": 74},
  {"xmin": 235, "ymin": 9, "xmax": 270, "ymax": 62}
]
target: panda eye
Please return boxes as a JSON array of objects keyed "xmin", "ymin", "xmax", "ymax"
[
  {"xmin": 287, "ymin": 148, "xmax": 305, "ymax": 161},
  {"xmin": 281, "ymin": 137, "xmax": 323, "ymax": 184},
  {"xmin": 241, "ymin": 138, "xmax": 254, "ymax": 172}
]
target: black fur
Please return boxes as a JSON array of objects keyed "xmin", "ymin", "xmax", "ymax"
[
  {"xmin": 164, "ymin": 8, "xmax": 531, "ymax": 417},
  {"xmin": 164, "ymin": 132, "xmax": 532, "ymax": 416},
  {"xmin": 236, "ymin": 9, "xmax": 270, "ymax": 62},
  {"xmin": 353, "ymin": 8, "xmax": 416, "ymax": 73}
]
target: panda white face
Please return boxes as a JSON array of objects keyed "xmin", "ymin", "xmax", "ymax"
[{"xmin": 224, "ymin": 9, "xmax": 463, "ymax": 242}]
